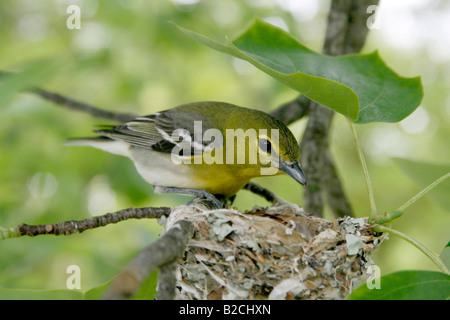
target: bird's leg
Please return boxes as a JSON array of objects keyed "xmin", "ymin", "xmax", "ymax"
[{"xmin": 154, "ymin": 186, "xmax": 224, "ymax": 209}]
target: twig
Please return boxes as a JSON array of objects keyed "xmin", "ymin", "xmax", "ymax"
[
  {"xmin": 1, "ymin": 207, "xmax": 171, "ymax": 239},
  {"xmin": 32, "ymin": 87, "xmax": 137, "ymax": 123},
  {"xmin": 103, "ymin": 219, "xmax": 194, "ymax": 300},
  {"xmin": 0, "ymin": 70, "xmax": 136, "ymax": 122},
  {"xmin": 270, "ymin": 95, "xmax": 310, "ymax": 125}
]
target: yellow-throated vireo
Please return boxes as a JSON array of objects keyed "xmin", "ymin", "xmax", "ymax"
[{"xmin": 69, "ymin": 101, "xmax": 306, "ymax": 207}]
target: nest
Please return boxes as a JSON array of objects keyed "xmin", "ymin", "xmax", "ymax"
[{"xmin": 161, "ymin": 200, "xmax": 384, "ymax": 300}]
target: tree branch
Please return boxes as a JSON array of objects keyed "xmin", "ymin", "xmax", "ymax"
[
  {"xmin": 322, "ymin": 150, "xmax": 353, "ymax": 217},
  {"xmin": 103, "ymin": 218, "xmax": 194, "ymax": 300},
  {"xmin": 33, "ymin": 88, "xmax": 137, "ymax": 123},
  {"xmin": 270, "ymin": 95, "xmax": 310, "ymax": 125},
  {"xmin": 156, "ymin": 262, "xmax": 178, "ymax": 300},
  {"xmin": 1, "ymin": 207, "xmax": 171, "ymax": 239}
]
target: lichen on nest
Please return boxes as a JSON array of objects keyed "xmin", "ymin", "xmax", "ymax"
[{"xmin": 161, "ymin": 200, "xmax": 385, "ymax": 300}]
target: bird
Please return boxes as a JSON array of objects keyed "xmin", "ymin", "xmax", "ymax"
[{"xmin": 68, "ymin": 101, "xmax": 306, "ymax": 207}]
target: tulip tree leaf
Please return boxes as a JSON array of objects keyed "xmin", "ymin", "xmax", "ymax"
[
  {"xmin": 176, "ymin": 19, "xmax": 423, "ymax": 123},
  {"xmin": 83, "ymin": 279, "xmax": 113, "ymax": 300},
  {"xmin": 83, "ymin": 270, "xmax": 158, "ymax": 300},
  {"xmin": 346, "ymin": 270, "xmax": 450, "ymax": 300},
  {"xmin": 441, "ymin": 242, "xmax": 450, "ymax": 272},
  {"xmin": 132, "ymin": 269, "xmax": 158, "ymax": 300}
]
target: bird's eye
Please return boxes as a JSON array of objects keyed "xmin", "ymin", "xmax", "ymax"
[{"xmin": 259, "ymin": 138, "xmax": 272, "ymax": 154}]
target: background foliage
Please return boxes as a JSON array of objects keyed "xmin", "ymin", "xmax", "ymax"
[{"xmin": 0, "ymin": 0, "xmax": 449, "ymax": 295}]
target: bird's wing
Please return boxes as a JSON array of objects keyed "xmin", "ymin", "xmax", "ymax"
[{"xmin": 94, "ymin": 110, "xmax": 210, "ymax": 154}]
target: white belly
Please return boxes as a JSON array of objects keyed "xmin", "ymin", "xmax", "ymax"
[{"xmin": 129, "ymin": 147, "xmax": 195, "ymax": 188}]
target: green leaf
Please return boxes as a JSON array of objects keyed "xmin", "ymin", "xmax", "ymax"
[
  {"xmin": 347, "ymin": 270, "xmax": 450, "ymax": 300},
  {"xmin": 392, "ymin": 158, "xmax": 450, "ymax": 210},
  {"xmin": 83, "ymin": 279, "xmax": 113, "ymax": 300},
  {"xmin": 83, "ymin": 270, "xmax": 158, "ymax": 300},
  {"xmin": 176, "ymin": 19, "xmax": 423, "ymax": 123},
  {"xmin": 441, "ymin": 242, "xmax": 450, "ymax": 272},
  {"xmin": 0, "ymin": 287, "xmax": 83, "ymax": 300},
  {"xmin": 132, "ymin": 269, "xmax": 158, "ymax": 300}
]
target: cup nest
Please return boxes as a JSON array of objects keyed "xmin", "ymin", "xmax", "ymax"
[{"xmin": 161, "ymin": 200, "xmax": 385, "ymax": 300}]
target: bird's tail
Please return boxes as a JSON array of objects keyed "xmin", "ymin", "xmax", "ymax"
[{"xmin": 65, "ymin": 137, "xmax": 130, "ymax": 157}]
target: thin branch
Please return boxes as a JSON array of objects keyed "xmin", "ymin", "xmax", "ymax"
[
  {"xmin": 270, "ymin": 95, "xmax": 310, "ymax": 125},
  {"xmin": 33, "ymin": 88, "xmax": 137, "ymax": 123},
  {"xmin": 0, "ymin": 70, "xmax": 137, "ymax": 122},
  {"xmin": 1, "ymin": 207, "xmax": 171, "ymax": 240},
  {"xmin": 103, "ymin": 219, "xmax": 194, "ymax": 300}
]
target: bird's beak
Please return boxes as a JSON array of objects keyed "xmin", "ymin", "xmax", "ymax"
[{"xmin": 280, "ymin": 161, "xmax": 307, "ymax": 186}]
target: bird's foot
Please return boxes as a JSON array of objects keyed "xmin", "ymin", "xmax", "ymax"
[{"xmin": 154, "ymin": 186, "xmax": 224, "ymax": 209}]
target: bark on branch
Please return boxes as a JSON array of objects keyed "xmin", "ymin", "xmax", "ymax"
[
  {"xmin": 8, "ymin": 207, "xmax": 171, "ymax": 238},
  {"xmin": 103, "ymin": 218, "xmax": 194, "ymax": 300},
  {"xmin": 270, "ymin": 95, "xmax": 311, "ymax": 125},
  {"xmin": 34, "ymin": 88, "xmax": 137, "ymax": 123}
]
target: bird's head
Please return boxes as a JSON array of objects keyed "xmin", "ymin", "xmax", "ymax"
[{"xmin": 228, "ymin": 108, "xmax": 307, "ymax": 186}]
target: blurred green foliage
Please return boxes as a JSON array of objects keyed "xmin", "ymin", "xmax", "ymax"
[{"xmin": 0, "ymin": 0, "xmax": 449, "ymax": 295}]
